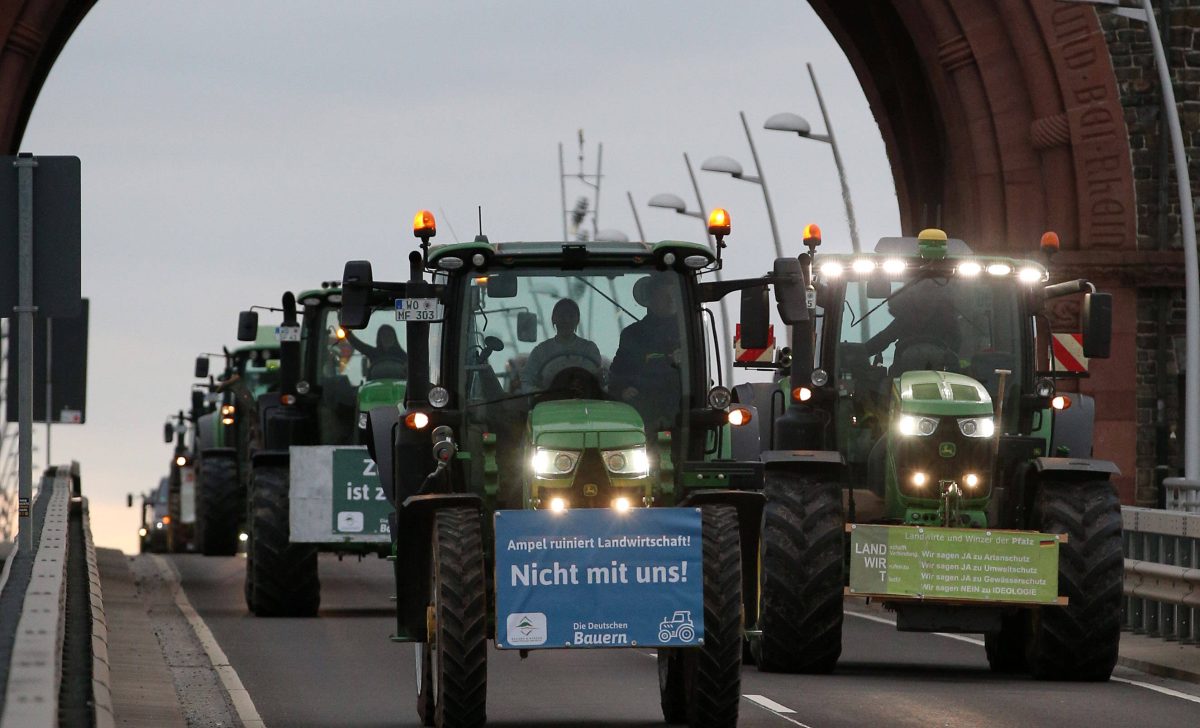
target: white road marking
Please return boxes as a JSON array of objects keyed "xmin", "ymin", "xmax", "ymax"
[
  {"xmin": 744, "ymin": 694, "xmax": 796, "ymax": 713},
  {"xmin": 151, "ymin": 555, "xmax": 268, "ymax": 728},
  {"xmin": 845, "ymin": 608, "xmax": 1200, "ymax": 704},
  {"xmin": 744, "ymin": 695, "xmax": 816, "ymax": 727},
  {"xmin": 1111, "ymin": 676, "xmax": 1200, "ymax": 705}
]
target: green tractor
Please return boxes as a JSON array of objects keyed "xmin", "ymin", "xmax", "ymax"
[
  {"xmin": 191, "ymin": 330, "xmax": 281, "ymax": 556},
  {"xmin": 153, "ymin": 411, "xmax": 198, "ymax": 553},
  {"xmin": 338, "ymin": 210, "xmax": 828, "ymax": 728},
  {"xmin": 730, "ymin": 227, "xmax": 1121, "ymax": 680},
  {"xmin": 236, "ymin": 284, "xmax": 409, "ymax": 617}
]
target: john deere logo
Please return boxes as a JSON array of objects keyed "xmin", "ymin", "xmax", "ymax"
[{"xmin": 939, "ymin": 442, "xmax": 956, "ymax": 458}]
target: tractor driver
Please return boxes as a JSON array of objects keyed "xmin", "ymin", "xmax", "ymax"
[
  {"xmin": 344, "ymin": 325, "xmax": 409, "ymax": 380},
  {"xmin": 609, "ymin": 274, "xmax": 682, "ymax": 431},
  {"xmin": 863, "ymin": 279, "xmax": 960, "ymax": 375},
  {"xmin": 520, "ymin": 299, "xmax": 603, "ymax": 391}
]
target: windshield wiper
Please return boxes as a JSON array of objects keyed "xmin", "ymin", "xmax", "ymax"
[{"xmin": 573, "ymin": 276, "xmax": 640, "ymax": 320}]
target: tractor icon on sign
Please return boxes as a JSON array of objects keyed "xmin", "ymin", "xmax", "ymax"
[{"xmin": 658, "ymin": 610, "xmax": 696, "ymax": 643}]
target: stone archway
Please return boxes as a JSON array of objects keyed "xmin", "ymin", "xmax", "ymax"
[{"xmin": 3, "ymin": 0, "xmax": 1182, "ymax": 502}]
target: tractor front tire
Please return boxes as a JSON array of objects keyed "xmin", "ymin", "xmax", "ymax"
[
  {"xmin": 427, "ymin": 507, "xmax": 487, "ymax": 728},
  {"xmin": 753, "ymin": 473, "xmax": 844, "ymax": 673},
  {"xmin": 197, "ymin": 456, "xmax": 241, "ymax": 556},
  {"xmin": 660, "ymin": 504, "xmax": 742, "ymax": 728},
  {"xmin": 1028, "ymin": 479, "xmax": 1122, "ymax": 681},
  {"xmin": 245, "ymin": 465, "xmax": 320, "ymax": 617}
]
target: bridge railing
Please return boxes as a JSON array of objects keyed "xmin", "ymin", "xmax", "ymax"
[
  {"xmin": 1162, "ymin": 477, "xmax": 1200, "ymax": 514},
  {"xmin": 0, "ymin": 463, "xmax": 111, "ymax": 728},
  {"xmin": 1122, "ymin": 506, "xmax": 1200, "ymax": 645}
]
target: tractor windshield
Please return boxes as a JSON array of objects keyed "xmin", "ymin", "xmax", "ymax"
[
  {"xmin": 835, "ymin": 275, "xmax": 1024, "ymax": 404},
  {"xmin": 317, "ymin": 306, "xmax": 409, "ymax": 387},
  {"xmin": 456, "ymin": 267, "xmax": 689, "ymax": 430}
]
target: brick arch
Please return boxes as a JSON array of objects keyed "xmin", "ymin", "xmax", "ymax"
[{"xmin": 808, "ymin": 0, "xmax": 1137, "ymax": 254}]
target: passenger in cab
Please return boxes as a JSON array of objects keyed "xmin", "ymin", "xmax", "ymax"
[{"xmin": 610, "ymin": 275, "xmax": 682, "ymax": 430}]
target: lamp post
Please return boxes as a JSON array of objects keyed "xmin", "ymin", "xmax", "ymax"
[
  {"xmin": 700, "ymin": 111, "xmax": 784, "ymax": 259},
  {"xmin": 649, "ymin": 172, "xmax": 735, "ymax": 386},
  {"xmin": 1056, "ymin": 0, "xmax": 1198, "ymax": 479},
  {"xmin": 764, "ymin": 63, "xmax": 862, "ymax": 257}
]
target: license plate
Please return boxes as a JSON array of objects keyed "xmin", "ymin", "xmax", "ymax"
[
  {"xmin": 396, "ymin": 298, "xmax": 443, "ymax": 322},
  {"xmin": 276, "ymin": 325, "xmax": 301, "ymax": 342}
]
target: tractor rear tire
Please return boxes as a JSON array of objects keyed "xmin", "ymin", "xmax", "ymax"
[
  {"xmin": 244, "ymin": 465, "xmax": 320, "ymax": 617},
  {"xmin": 428, "ymin": 508, "xmax": 487, "ymax": 728},
  {"xmin": 753, "ymin": 473, "xmax": 844, "ymax": 673},
  {"xmin": 985, "ymin": 612, "xmax": 1030, "ymax": 673},
  {"xmin": 656, "ymin": 648, "xmax": 686, "ymax": 724},
  {"xmin": 1028, "ymin": 479, "xmax": 1122, "ymax": 681},
  {"xmin": 197, "ymin": 456, "xmax": 241, "ymax": 556},
  {"xmin": 670, "ymin": 504, "xmax": 741, "ymax": 728}
]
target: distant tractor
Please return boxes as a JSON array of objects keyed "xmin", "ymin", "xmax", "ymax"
[{"xmin": 236, "ymin": 285, "xmax": 408, "ymax": 617}]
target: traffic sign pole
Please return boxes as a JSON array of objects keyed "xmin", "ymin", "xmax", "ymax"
[{"xmin": 15, "ymin": 154, "xmax": 37, "ymax": 551}]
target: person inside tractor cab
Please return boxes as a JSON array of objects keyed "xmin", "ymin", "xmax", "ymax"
[
  {"xmin": 863, "ymin": 279, "xmax": 961, "ymax": 377},
  {"xmin": 610, "ymin": 274, "xmax": 683, "ymax": 432},
  {"xmin": 344, "ymin": 325, "xmax": 409, "ymax": 380},
  {"xmin": 520, "ymin": 299, "xmax": 603, "ymax": 393}
]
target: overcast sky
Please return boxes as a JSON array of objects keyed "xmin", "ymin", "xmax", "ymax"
[{"xmin": 13, "ymin": 0, "xmax": 899, "ymax": 552}]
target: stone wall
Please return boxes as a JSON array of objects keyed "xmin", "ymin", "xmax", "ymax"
[{"xmin": 1101, "ymin": 0, "xmax": 1199, "ymax": 504}]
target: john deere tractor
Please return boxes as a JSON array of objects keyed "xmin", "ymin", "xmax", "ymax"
[
  {"xmin": 191, "ymin": 330, "xmax": 281, "ymax": 556},
  {"xmin": 729, "ymin": 227, "xmax": 1121, "ymax": 681},
  {"xmin": 338, "ymin": 209, "xmax": 850, "ymax": 728},
  {"xmin": 236, "ymin": 284, "xmax": 408, "ymax": 617}
]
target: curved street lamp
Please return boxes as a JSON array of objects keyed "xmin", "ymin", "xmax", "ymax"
[{"xmin": 700, "ymin": 111, "xmax": 784, "ymax": 260}]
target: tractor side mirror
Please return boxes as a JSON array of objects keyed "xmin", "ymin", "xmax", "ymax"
[
  {"xmin": 190, "ymin": 390, "xmax": 205, "ymax": 417},
  {"xmin": 517, "ymin": 312, "xmax": 538, "ymax": 342},
  {"xmin": 194, "ymin": 356, "xmax": 209, "ymax": 379},
  {"xmin": 340, "ymin": 260, "xmax": 374, "ymax": 330},
  {"xmin": 126, "ymin": 493, "xmax": 133, "ymax": 508},
  {"xmin": 1082, "ymin": 292, "xmax": 1112, "ymax": 359},
  {"xmin": 772, "ymin": 258, "xmax": 808, "ymax": 324},
  {"xmin": 487, "ymin": 273, "xmax": 518, "ymax": 299},
  {"xmin": 739, "ymin": 286, "xmax": 770, "ymax": 350},
  {"xmin": 237, "ymin": 311, "xmax": 259, "ymax": 341},
  {"xmin": 163, "ymin": 423, "xmax": 174, "ymax": 443}
]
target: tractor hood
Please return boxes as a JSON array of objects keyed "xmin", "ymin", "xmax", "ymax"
[
  {"xmin": 530, "ymin": 399, "xmax": 646, "ymax": 450},
  {"xmin": 358, "ymin": 379, "xmax": 407, "ymax": 414},
  {"xmin": 896, "ymin": 371, "xmax": 993, "ymax": 417}
]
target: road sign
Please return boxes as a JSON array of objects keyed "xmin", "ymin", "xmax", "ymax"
[
  {"xmin": 4, "ymin": 300, "xmax": 89, "ymax": 423},
  {"xmin": 1052, "ymin": 333, "xmax": 1089, "ymax": 373},
  {"xmin": 847, "ymin": 523, "xmax": 1062, "ymax": 604},
  {"xmin": 494, "ymin": 507, "xmax": 703, "ymax": 649},
  {"xmin": 0, "ymin": 155, "xmax": 81, "ymax": 318}
]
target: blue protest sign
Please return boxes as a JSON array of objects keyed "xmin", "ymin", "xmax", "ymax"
[{"xmin": 494, "ymin": 507, "xmax": 703, "ymax": 650}]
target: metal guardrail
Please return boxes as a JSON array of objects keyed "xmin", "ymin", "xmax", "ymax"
[
  {"xmin": 0, "ymin": 463, "xmax": 103, "ymax": 728},
  {"xmin": 1163, "ymin": 477, "xmax": 1200, "ymax": 514},
  {"xmin": 1122, "ymin": 506, "xmax": 1200, "ymax": 644}
]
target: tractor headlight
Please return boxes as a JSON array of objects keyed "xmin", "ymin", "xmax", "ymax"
[
  {"xmin": 532, "ymin": 448, "xmax": 579, "ymax": 479},
  {"xmin": 898, "ymin": 415, "xmax": 938, "ymax": 437},
  {"xmin": 603, "ymin": 447, "xmax": 651, "ymax": 478},
  {"xmin": 138, "ymin": 527, "xmax": 148, "ymax": 538},
  {"xmin": 958, "ymin": 416, "xmax": 995, "ymax": 438},
  {"xmin": 220, "ymin": 404, "xmax": 236, "ymax": 416}
]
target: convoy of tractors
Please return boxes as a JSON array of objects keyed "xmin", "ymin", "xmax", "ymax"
[{"xmin": 142, "ymin": 211, "xmax": 1121, "ymax": 728}]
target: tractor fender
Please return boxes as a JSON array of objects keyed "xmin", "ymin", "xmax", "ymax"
[
  {"xmin": 196, "ymin": 411, "xmax": 221, "ymax": 451},
  {"xmin": 1049, "ymin": 393, "xmax": 1096, "ymax": 457},
  {"xmin": 395, "ymin": 494, "xmax": 484, "ymax": 641},
  {"xmin": 729, "ymin": 404, "xmax": 762, "ymax": 461},
  {"xmin": 760, "ymin": 449, "xmax": 845, "ymax": 481},
  {"xmin": 365, "ymin": 405, "xmax": 399, "ymax": 501},
  {"xmin": 250, "ymin": 449, "xmax": 290, "ymax": 469},
  {"xmin": 1032, "ymin": 456, "xmax": 1120, "ymax": 479}
]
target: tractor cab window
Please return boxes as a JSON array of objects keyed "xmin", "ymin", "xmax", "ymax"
[
  {"xmin": 317, "ymin": 306, "xmax": 409, "ymax": 388},
  {"xmin": 837, "ymin": 275, "xmax": 1024, "ymax": 410},
  {"xmin": 457, "ymin": 267, "xmax": 689, "ymax": 431}
]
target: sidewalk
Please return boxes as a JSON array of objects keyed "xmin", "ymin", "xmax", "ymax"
[{"xmin": 1120, "ymin": 630, "xmax": 1200, "ymax": 684}]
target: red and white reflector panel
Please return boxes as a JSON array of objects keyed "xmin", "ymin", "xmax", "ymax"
[
  {"xmin": 1051, "ymin": 333, "xmax": 1089, "ymax": 373},
  {"xmin": 734, "ymin": 324, "xmax": 776, "ymax": 364}
]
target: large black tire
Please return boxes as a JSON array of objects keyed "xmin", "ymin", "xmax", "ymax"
[
  {"xmin": 753, "ymin": 473, "xmax": 844, "ymax": 673},
  {"xmin": 658, "ymin": 504, "xmax": 742, "ymax": 728},
  {"xmin": 985, "ymin": 612, "xmax": 1030, "ymax": 673},
  {"xmin": 244, "ymin": 465, "xmax": 320, "ymax": 617},
  {"xmin": 196, "ymin": 456, "xmax": 242, "ymax": 556},
  {"xmin": 426, "ymin": 508, "xmax": 487, "ymax": 728},
  {"xmin": 1027, "ymin": 479, "xmax": 1122, "ymax": 681}
]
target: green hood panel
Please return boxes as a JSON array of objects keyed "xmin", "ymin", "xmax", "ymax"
[
  {"xmin": 896, "ymin": 371, "xmax": 994, "ymax": 416},
  {"xmin": 358, "ymin": 379, "xmax": 407, "ymax": 412},
  {"xmin": 530, "ymin": 400, "xmax": 646, "ymax": 450}
]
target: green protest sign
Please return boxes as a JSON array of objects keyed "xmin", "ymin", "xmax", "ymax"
[
  {"xmin": 848, "ymin": 524, "xmax": 1062, "ymax": 604},
  {"xmin": 331, "ymin": 448, "xmax": 391, "ymax": 536}
]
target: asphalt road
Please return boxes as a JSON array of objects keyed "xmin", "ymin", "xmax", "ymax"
[{"xmin": 166, "ymin": 553, "xmax": 1200, "ymax": 728}]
